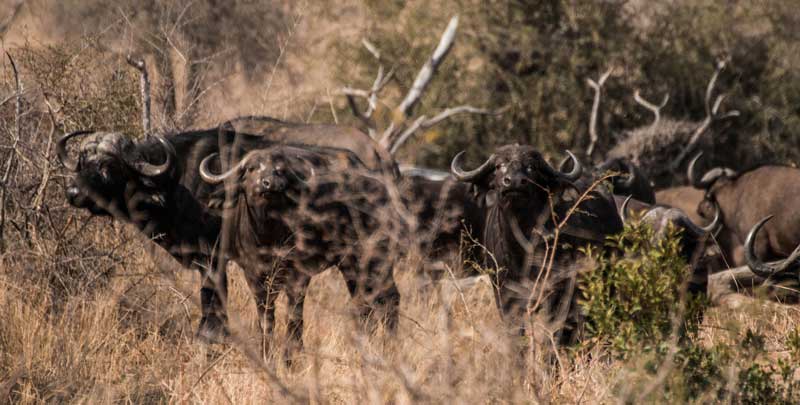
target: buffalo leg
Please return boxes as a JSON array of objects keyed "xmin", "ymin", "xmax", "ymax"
[
  {"xmin": 245, "ymin": 271, "xmax": 281, "ymax": 358},
  {"xmin": 284, "ymin": 274, "xmax": 310, "ymax": 363},
  {"xmin": 196, "ymin": 258, "xmax": 229, "ymax": 344},
  {"xmin": 342, "ymin": 264, "xmax": 400, "ymax": 332}
]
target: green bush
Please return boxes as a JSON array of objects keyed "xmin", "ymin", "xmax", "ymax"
[{"xmin": 579, "ymin": 221, "xmax": 705, "ymax": 355}]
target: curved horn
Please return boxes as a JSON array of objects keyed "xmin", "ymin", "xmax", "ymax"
[
  {"xmin": 687, "ymin": 151, "xmax": 705, "ymax": 188},
  {"xmin": 619, "ymin": 159, "xmax": 636, "ymax": 188},
  {"xmin": 126, "ymin": 135, "xmax": 174, "ymax": 177},
  {"xmin": 559, "ymin": 150, "xmax": 583, "ymax": 181},
  {"xmin": 699, "ymin": 201, "xmax": 721, "ymax": 233},
  {"xmin": 56, "ymin": 130, "xmax": 95, "ymax": 171},
  {"xmin": 450, "ymin": 151, "xmax": 496, "ymax": 183},
  {"xmin": 744, "ymin": 216, "xmax": 784, "ymax": 278},
  {"xmin": 619, "ymin": 195, "xmax": 633, "ymax": 223},
  {"xmin": 199, "ymin": 152, "xmax": 253, "ymax": 184},
  {"xmin": 699, "ymin": 167, "xmax": 737, "ymax": 187}
]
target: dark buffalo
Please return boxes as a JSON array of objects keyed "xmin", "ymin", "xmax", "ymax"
[
  {"xmin": 451, "ymin": 144, "xmax": 623, "ymax": 343},
  {"xmin": 199, "ymin": 145, "xmax": 486, "ymax": 354},
  {"xmin": 688, "ymin": 152, "xmax": 800, "ymax": 268},
  {"xmin": 561, "ymin": 156, "xmax": 655, "ymax": 204},
  {"xmin": 222, "ymin": 115, "xmax": 398, "ymax": 177},
  {"xmin": 58, "ymin": 121, "xmax": 396, "ymax": 342},
  {"xmin": 199, "ymin": 145, "xmax": 404, "ymax": 355}
]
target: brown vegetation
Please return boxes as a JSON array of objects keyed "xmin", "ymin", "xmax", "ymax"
[{"xmin": 2, "ymin": 1, "xmax": 800, "ymax": 403}]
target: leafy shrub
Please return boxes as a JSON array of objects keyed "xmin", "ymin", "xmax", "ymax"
[{"xmin": 579, "ymin": 221, "xmax": 706, "ymax": 355}]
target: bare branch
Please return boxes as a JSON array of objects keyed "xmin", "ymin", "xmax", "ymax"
[
  {"xmin": 33, "ymin": 104, "xmax": 57, "ymax": 211},
  {"xmin": 670, "ymin": 60, "xmax": 740, "ymax": 171},
  {"xmin": 586, "ymin": 68, "xmax": 613, "ymax": 159},
  {"xmin": 341, "ymin": 40, "xmax": 397, "ymax": 140},
  {"xmin": 633, "ymin": 90, "xmax": 669, "ymax": 129},
  {"xmin": 395, "ymin": 15, "xmax": 459, "ymax": 118},
  {"xmin": 388, "ymin": 106, "xmax": 501, "ymax": 154},
  {"xmin": 126, "ymin": 55, "xmax": 152, "ymax": 137},
  {"xmin": 361, "ymin": 38, "xmax": 381, "ymax": 60}
]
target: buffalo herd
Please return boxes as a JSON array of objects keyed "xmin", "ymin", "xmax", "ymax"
[{"xmin": 57, "ymin": 116, "xmax": 800, "ymax": 358}]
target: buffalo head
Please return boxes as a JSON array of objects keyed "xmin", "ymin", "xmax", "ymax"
[
  {"xmin": 687, "ymin": 152, "xmax": 737, "ymax": 222},
  {"xmin": 450, "ymin": 144, "xmax": 581, "ymax": 210},
  {"xmin": 200, "ymin": 146, "xmax": 358, "ymax": 209},
  {"xmin": 57, "ymin": 130, "xmax": 174, "ymax": 218}
]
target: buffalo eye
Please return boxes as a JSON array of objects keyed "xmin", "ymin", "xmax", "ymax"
[{"xmin": 526, "ymin": 166, "xmax": 533, "ymax": 174}]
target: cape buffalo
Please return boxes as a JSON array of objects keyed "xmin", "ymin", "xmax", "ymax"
[
  {"xmin": 199, "ymin": 145, "xmax": 403, "ymax": 355},
  {"xmin": 58, "ymin": 121, "xmax": 396, "ymax": 342},
  {"xmin": 561, "ymin": 156, "xmax": 655, "ymax": 204},
  {"xmin": 619, "ymin": 195, "xmax": 719, "ymax": 294},
  {"xmin": 688, "ymin": 152, "xmax": 800, "ymax": 268},
  {"xmin": 199, "ymin": 145, "xmax": 486, "ymax": 355},
  {"xmin": 451, "ymin": 145, "xmax": 623, "ymax": 343},
  {"xmin": 655, "ymin": 186, "xmax": 707, "ymax": 226}
]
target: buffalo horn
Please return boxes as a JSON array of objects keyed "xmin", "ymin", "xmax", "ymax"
[
  {"xmin": 744, "ymin": 216, "xmax": 800, "ymax": 278},
  {"xmin": 450, "ymin": 151, "xmax": 495, "ymax": 182},
  {"xmin": 199, "ymin": 152, "xmax": 252, "ymax": 184},
  {"xmin": 56, "ymin": 130, "xmax": 95, "ymax": 171},
  {"xmin": 126, "ymin": 135, "xmax": 174, "ymax": 177},
  {"xmin": 619, "ymin": 195, "xmax": 633, "ymax": 223},
  {"xmin": 558, "ymin": 150, "xmax": 582, "ymax": 181}
]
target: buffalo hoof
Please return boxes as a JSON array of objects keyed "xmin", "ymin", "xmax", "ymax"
[{"xmin": 196, "ymin": 317, "xmax": 229, "ymax": 345}]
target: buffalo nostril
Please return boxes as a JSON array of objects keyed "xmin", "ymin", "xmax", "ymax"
[
  {"xmin": 66, "ymin": 186, "xmax": 79, "ymax": 199},
  {"xmin": 502, "ymin": 176, "xmax": 512, "ymax": 187},
  {"xmin": 261, "ymin": 178, "xmax": 271, "ymax": 189}
]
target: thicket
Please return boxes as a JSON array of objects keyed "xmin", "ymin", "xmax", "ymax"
[
  {"xmin": 579, "ymin": 221, "xmax": 800, "ymax": 403},
  {"xmin": 333, "ymin": 0, "xmax": 800, "ymax": 174}
]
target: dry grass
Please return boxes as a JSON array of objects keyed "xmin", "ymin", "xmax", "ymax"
[
  {"xmin": 1, "ymin": 3, "xmax": 800, "ymax": 403},
  {"xmin": 2, "ymin": 229, "xmax": 798, "ymax": 404}
]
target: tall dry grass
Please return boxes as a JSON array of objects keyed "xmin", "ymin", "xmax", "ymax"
[{"xmin": 1, "ymin": 4, "xmax": 800, "ymax": 404}]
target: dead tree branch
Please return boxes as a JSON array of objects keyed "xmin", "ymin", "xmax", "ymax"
[
  {"xmin": 341, "ymin": 39, "xmax": 395, "ymax": 139},
  {"xmin": 389, "ymin": 105, "xmax": 499, "ymax": 154},
  {"xmin": 586, "ymin": 68, "xmax": 613, "ymax": 160},
  {"xmin": 394, "ymin": 15, "xmax": 459, "ymax": 119},
  {"xmin": 341, "ymin": 15, "xmax": 496, "ymax": 156},
  {"xmin": 669, "ymin": 60, "xmax": 740, "ymax": 171},
  {"xmin": 126, "ymin": 55, "xmax": 152, "ymax": 137},
  {"xmin": 633, "ymin": 90, "xmax": 669, "ymax": 129}
]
